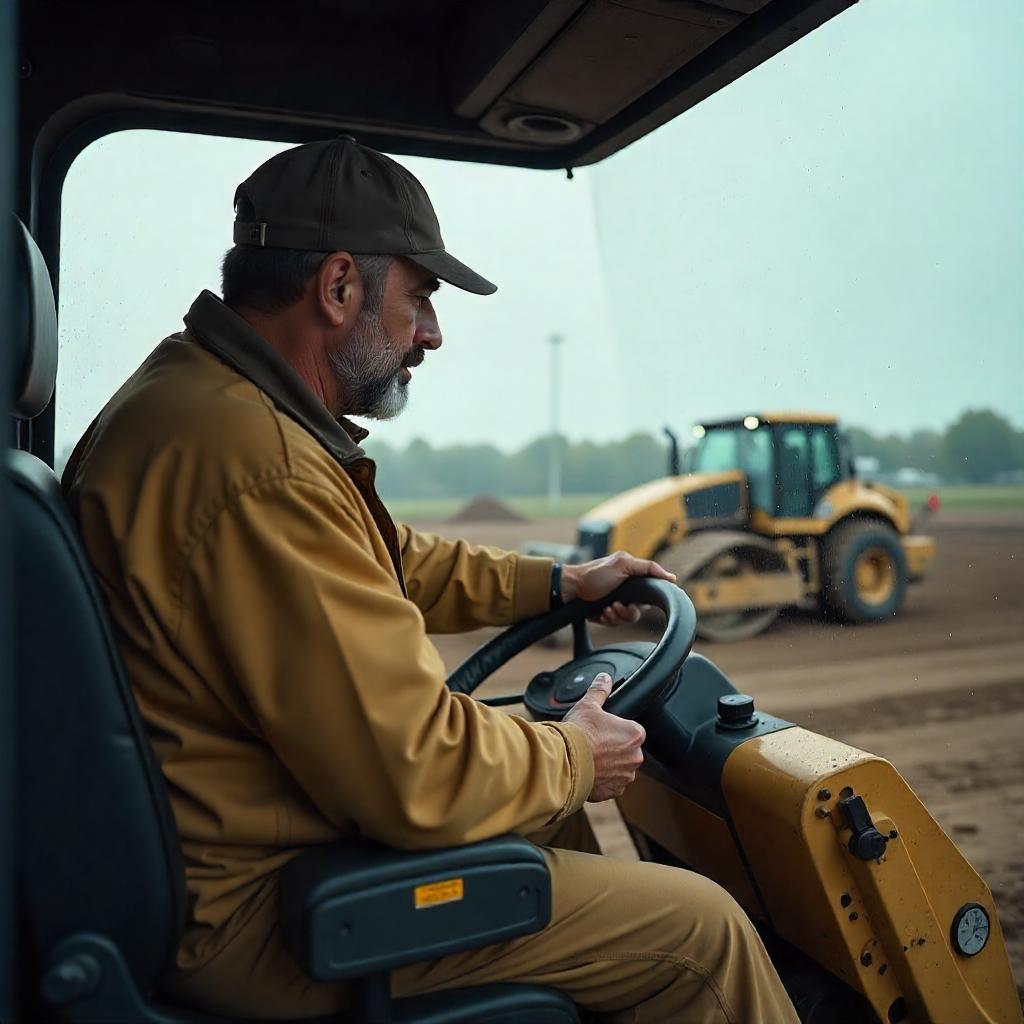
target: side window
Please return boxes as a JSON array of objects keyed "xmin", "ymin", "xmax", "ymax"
[
  {"xmin": 55, "ymin": 131, "xmax": 292, "ymax": 476},
  {"xmin": 740, "ymin": 428, "xmax": 773, "ymax": 512},
  {"xmin": 810, "ymin": 427, "xmax": 841, "ymax": 497},
  {"xmin": 693, "ymin": 430, "xmax": 739, "ymax": 473},
  {"xmin": 776, "ymin": 427, "xmax": 811, "ymax": 517},
  {"xmin": 54, "ymin": 130, "xmax": 622, "ymax": 482}
]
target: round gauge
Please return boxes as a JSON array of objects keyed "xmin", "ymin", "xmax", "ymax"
[{"xmin": 951, "ymin": 903, "xmax": 990, "ymax": 957}]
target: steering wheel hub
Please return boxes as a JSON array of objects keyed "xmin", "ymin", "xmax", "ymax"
[{"xmin": 525, "ymin": 645, "xmax": 654, "ymax": 720}]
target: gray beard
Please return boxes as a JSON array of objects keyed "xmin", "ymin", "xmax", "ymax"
[{"xmin": 328, "ymin": 308, "xmax": 410, "ymax": 421}]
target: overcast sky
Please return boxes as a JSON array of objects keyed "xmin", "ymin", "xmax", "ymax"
[{"xmin": 56, "ymin": 0, "xmax": 1022, "ymax": 457}]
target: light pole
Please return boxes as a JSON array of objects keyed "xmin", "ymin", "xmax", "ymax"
[{"xmin": 548, "ymin": 333, "xmax": 563, "ymax": 513}]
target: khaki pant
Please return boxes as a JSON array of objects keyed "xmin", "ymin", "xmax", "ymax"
[{"xmin": 164, "ymin": 812, "xmax": 799, "ymax": 1023}]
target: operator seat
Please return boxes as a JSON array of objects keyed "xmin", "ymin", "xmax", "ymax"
[{"xmin": 8, "ymin": 216, "xmax": 577, "ymax": 1024}]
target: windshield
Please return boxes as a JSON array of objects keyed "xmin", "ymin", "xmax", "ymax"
[{"xmin": 692, "ymin": 427, "xmax": 773, "ymax": 511}]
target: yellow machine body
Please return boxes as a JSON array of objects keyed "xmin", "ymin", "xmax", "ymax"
[
  {"xmin": 588, "ymin": 474, "xmax": 921, "ymax": 558},
  {"xmin": 619, "ymin": 728, "xmax": 1021, "ymax": 1024},
  {"xmin": 584, "ymin": 471, "xmax": 747, "ymax": 561},
  {"xmin": 750, "ymin": 478, "xmax": 911, "ymax": 538}
]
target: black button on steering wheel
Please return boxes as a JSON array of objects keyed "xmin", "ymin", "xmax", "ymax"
[{"xmin": 446, "ymin": 577, "xmax": 697, "ymax": 722}]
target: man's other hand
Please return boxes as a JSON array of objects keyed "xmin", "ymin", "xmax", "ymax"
[
  {"xmin": 561, "ymin": 551, "xmax": 676, "ymax": 627},
  {"xmin": 563, "ymin": 673, "xmax": 646, "ymax": 802}
]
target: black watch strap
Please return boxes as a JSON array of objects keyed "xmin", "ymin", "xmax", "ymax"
[{"xmin": 550, "ymin": 562, "xmax": 564, "ymax": 609}]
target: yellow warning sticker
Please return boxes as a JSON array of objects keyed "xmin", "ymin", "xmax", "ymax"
[{"xmin": 414, "ymin": 877, "xmax": 464, "ymax": 909}]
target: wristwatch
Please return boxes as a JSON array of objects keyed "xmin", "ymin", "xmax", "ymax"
[{"xmin": 550, "ymin": 562, "xmax": 564, "ymax": 609}]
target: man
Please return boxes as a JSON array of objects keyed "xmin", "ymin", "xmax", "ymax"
[{"xmin": 64, "ymin": 139, "xmax": 798, "ymax": 1023}]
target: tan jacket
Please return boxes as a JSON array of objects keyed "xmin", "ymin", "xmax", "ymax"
[{"xmin": 63, "ymin": 291, "xmax": 594, "ymax": 972}]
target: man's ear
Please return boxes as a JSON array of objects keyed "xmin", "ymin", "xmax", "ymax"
[{"xmin": 315, "ymin": 251, "xmax": 363, "ymax": 329}]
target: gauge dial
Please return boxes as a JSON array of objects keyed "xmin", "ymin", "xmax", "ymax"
[{"xmin": 951, "ymin": 903, "xmax": 990, "ymax": 956}]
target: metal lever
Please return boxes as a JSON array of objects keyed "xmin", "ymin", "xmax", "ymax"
[{"xmin": 838, "ymin": 794, "xmax": 889, "ymax": 861}]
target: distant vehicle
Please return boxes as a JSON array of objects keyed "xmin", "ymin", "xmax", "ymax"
[
  {"xmin": 854, "ymin": 454, "xmax": 881, "ymax": 477},
  {"xmin": 892, "ymin": 467, "xmax": 942, "ymax": 488},
  {"xmin": 529, "ymin": 413, "xmax": 938, "ymax": 641},
  {"xmin": 994, "ymin": 469, "xmax": 1024, "ymax": 485}
]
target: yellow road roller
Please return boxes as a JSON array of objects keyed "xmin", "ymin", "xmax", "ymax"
[{"xmin": 548, "ymin": 413, "xmax": 937, "ymax": 641}]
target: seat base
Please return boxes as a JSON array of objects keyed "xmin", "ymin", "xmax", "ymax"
[
  {"xmin": 40, "ymin": 933, "xmax": 577, "ymax": 1024},
  {"xmin": 393, "ymin": 983, "xmax": 579, "ymax": 1024}
]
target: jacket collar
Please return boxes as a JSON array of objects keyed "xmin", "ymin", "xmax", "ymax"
[{"xmin": 184, "ymin": 290, "xmax": 368, "ymax": 465}]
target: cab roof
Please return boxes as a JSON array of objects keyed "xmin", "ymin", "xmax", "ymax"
[
  {"xmin": 19, "ymin": 0, "xmax": 857, "ymax": 181},
  {"xmin": 701, "ymin": 411, "xmax": 840, "ymax": 428},
  {"xmin": 759, "ymin": 411, "xmax": 838, "ymax": 424}
]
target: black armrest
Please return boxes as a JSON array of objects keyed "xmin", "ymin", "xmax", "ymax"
[{"xmin": 279, "ymin": 835, "xmax": 552, "ymax": 982}]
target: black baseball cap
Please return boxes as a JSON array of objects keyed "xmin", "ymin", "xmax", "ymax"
[{"xmin": 232, "ymin": 138, "xmax": 497, "ymax": 295}]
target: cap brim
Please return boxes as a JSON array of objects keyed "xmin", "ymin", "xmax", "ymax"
[{"xmin": 407, "ymin": 250, "xmax": 497, "ymax": 296}]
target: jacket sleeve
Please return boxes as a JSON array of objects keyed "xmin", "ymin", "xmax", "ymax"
[
  {"xmin": 182, "ymin": 475, "xmax": 593, "ymax": 849},
  {"xmin": 397, "ymin": 522, "xmax": 553, "ymax": 633}
]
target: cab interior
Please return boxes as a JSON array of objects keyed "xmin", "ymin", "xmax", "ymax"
[{"xmin": 4, "ymin": 3, "xmax": 1020, "ymax": 1024}]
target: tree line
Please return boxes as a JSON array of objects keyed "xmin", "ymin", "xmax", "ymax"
[
  {"xmin": 367, "ymin": 409, "xmax": 1024, "ymax": 500},
  {"xmin": 846, "ymin": 409, "xmax": 1024, "ymax": 484},
  {"xmin": 368, "ymin": 433, "xmax": 668, "ymax": 500}
]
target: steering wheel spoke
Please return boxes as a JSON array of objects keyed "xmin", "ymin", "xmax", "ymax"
[{"xmin": 572, "ymin": 617, "xmax": 594, "ymax": 657}]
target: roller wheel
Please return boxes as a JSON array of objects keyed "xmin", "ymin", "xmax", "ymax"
[
  {"xmin": 656, "ymin": 536, "xmax": 786, "ymax": 643},
  {"xmin": 822, "ymin": 519, "xmax": 908, "ymax": 623},
  {"xmin": 697, "ymin": 605, "xmax": 779, "ymax": 643},
  {"xmin": 691, "ymin": 551, "xmax": 780, "ymax": 642}
]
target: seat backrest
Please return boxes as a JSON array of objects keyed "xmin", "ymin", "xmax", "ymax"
[{"xmin": 10, "ymin": 217, "xmax": 186, "ymax": 997}]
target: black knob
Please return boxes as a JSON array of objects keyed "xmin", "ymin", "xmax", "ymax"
[
  {"xmin": 717, "ymin": 693, "xmax": 758, "ymax": 730},
  {"xmin": 849, "ymin": 828, "xmax": 889, "ymax": 861}
]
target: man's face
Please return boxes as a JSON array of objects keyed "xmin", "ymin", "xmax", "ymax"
[{"xmin": 330, "ymin": 257, "xmax": 442, "ymax": 420}]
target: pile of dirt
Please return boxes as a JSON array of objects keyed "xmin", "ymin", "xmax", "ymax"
[{"xmin": 447, "ymin": 494, "xmax": 528, "ymax": 524}]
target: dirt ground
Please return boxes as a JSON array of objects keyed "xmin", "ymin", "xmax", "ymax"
[{"xmin": 412, "ymin": 510, "xmax": 1024, "ymax": 999}]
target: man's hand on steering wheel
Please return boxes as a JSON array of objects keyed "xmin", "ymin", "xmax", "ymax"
[
  {"xmin": 563, "ymin": 672, "xmax": 646, "ymax": 802},
  {"xmin": 561, "ymin": 552, "xmax": 677, "ymax": 628},
  {"xmin": 555, "ymin": 555, "xmax": 675, "ymax": 802}
]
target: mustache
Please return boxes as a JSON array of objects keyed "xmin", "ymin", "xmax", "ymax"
[{"xmin": 402, "ymin": 347, "xmax": 426, "ymax": 370}]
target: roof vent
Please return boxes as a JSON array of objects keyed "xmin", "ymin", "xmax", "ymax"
[{"xmin": 504, "ymin": 112, "xmax": 583, "ymax": 144}]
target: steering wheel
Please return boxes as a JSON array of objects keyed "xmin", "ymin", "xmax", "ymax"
[{"xmin": 446, "ymin": 577, "xmax": 697, "ymax": 722}]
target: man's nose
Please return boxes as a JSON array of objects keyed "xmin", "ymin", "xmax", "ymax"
[{"xmin": 415, "ymin": 300, "xmax": 442, "ymax": 350}]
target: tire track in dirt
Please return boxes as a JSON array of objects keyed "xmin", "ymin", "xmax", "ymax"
[{"xmin": 785, "ymin": 676, "xmax": 1024, "ymax": 737}]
